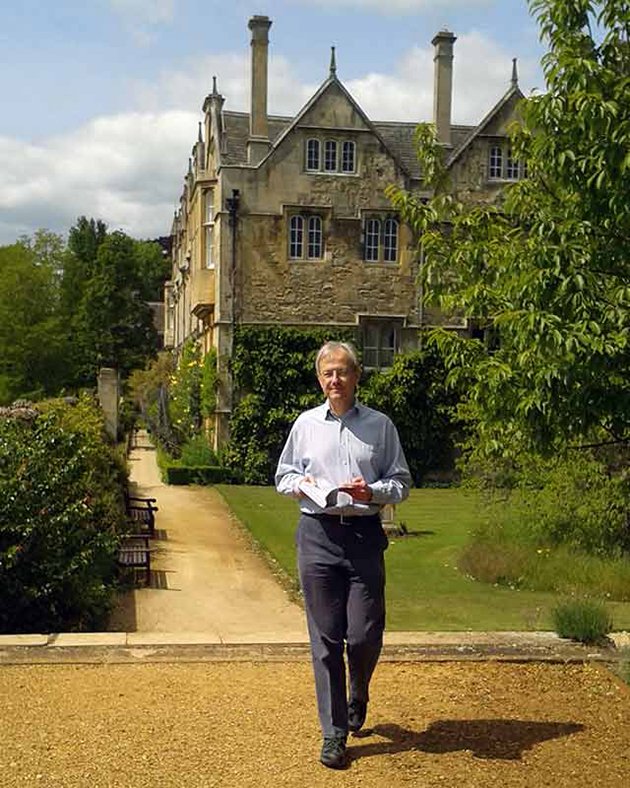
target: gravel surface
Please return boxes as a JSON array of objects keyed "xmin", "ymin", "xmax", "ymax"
[{"xmin": 1, "ymin": 660, "xmax": 629, "ymax": 787}]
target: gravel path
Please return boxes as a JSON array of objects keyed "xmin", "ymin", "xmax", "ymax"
[
  {"xmin": 1, "ymin": 660, "xmax": 629, "ymax": 787},
  {"xmin": 108, "ymin": 437, "xmax": 306, "ymax": 640}
]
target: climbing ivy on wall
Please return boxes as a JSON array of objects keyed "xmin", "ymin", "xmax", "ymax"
[
  {"xmin": 225, "ymin": 326, "xmax": 461, "ymax": 486},
  {"xmin": 226, "ymin": 326, "xmax": 356, "ymax": 484}
]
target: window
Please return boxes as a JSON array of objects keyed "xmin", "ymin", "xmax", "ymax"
[
  {"xmin": 365, "ymin": 219, "xmax": 380, "ymax": 262},
  {"xmin": 341, "ymin": 141, "xmax": 356, "ymax": 173},
  {"xmin": 289, "ymin": 215, "xmax": 304, "ymax": 259},
  {"xmin": 506, "ymin": 148, "xmax": 519, "ymax": 179},
  {"xmin": 489, "ymin": 146, "xmax": 503, "ymax": 179},
  {"xmin": 289, "ymin": 214, "xmax": 324, "ymax": 260},
  {"xmin": 383, "ymin": 218, "xmax": 398, "ymax": 263},
  {"xmin": 363, "ymin": 323, "xmax": 397, "ymax": 369},
  {"xmin": 489, "ymin": 144, "xmax": 527, "ymax": 181},
  {"xmin": 304, "ymin": 137, "xmax": 357, "ymax": 174},
  {"xmin": 307, "ymin": 216, "xmax": 323, "ymax": 259},
  {"xmin": 324, "ymin": 140, "xmax": 338, "ymax": 172},
  {"xmin": 363, "ymin": 215, "xmax": 399, "ymax": 263},
  {"xmin": 203, "ymin": 189, "xmax": 215, "ymax": 269},
  {"xmin": 306, "ymin": 139, "xmax": 320, "ymax": 171}
]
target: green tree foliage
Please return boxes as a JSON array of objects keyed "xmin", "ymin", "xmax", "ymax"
[
  {"xmin": 0, "ymin": 233, "xmax": 69, "ymax": 403},
  {"xmin": 225, "ymin": 327, "xmax": 460, "ymax": 485},
  {"xmin": 359, "ymin": 347, "xmax": 462, "ymax": 485},
  {"xmin": 388, "ymin": 0, "xmax": 630, "ymax": 457},
  {"xmin": 72, "ymin": 231, "xmax": 158, "ymax": 383},
  {"xmin": 226, "ymin": 326, "xmax": 353, "ymax": 483},
  {"xmin": 0, "ymin": 396, "xmax": 128, "ymax": 633}
]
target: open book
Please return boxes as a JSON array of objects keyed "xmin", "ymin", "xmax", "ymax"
[{"xmin": 298, "ymin": 479, "xmax": 370, "ymax": 511}]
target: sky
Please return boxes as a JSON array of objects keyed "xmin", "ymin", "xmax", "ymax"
[{"xmin": 0, "ymin": 0, "xmax": 547, "ymax": 245}]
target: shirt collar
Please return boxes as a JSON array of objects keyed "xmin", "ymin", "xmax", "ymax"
[{"xmin": 323, "ymin": 399, "xmax": 360, "ymax": 420}]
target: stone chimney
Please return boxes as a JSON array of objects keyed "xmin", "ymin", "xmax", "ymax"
[
  {"xmin": 432, "ymin": 29, "xmax": 456, "ymax": 146},
  {"xmin": 247, "ymin": 15, "xmax": 272, "ymax": 165}
]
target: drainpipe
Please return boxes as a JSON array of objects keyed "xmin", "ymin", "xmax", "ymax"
[{"xmin": 226, "ymin": 189, "xmax": 240, "ymax": 337}]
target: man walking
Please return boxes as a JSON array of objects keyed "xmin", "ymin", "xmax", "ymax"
[{"xmin": 275, "ymin": 341, "xmax": 411, "ymax": 769}]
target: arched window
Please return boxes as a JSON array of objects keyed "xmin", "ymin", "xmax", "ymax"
[
  {"xmin": 307, "ymin": 216, "xmax": 323, "ymax": 259},
  {"xmin": 383, "ymin": 218, "xmax": 398, "ymax": 263},
  {"xmin": 306, "ymin": 139, "xmax": 320, "ymax": 171},
  {"xmin": 341, "ymin": 141, "xmax": 356, "ymax": 173},
  {"xmin": 324, "ymin": 140, "xmax": 338, "ymax": 172},
  {"xmin": 289, "ymin": 215, "xmax": 304, "ymax": 259},
  {"xmin": 365, "ymin": 218, "xmax": 380, "ymax": 262}
]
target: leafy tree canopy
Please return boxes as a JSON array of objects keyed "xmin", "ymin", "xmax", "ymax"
[
  {"xmin": 389, "ymin": 0, "xmax": 630, "ymax": 457},
  {"xmin": 0, "ymin": 233, "xmax": 69, "ymax": 403}
]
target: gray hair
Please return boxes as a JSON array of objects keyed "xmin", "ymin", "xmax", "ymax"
[{"xmin": 315, "ymin": 341, "xmax": 361, "ymax": 374}]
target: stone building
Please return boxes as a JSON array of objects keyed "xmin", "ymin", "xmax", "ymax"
[{"xmin": 164, "ymin": 15, "xmax": 525, "ymax": 447}]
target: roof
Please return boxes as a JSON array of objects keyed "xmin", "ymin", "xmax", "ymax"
[
  {"xmin": 216, "ymin": 75, "xmax": 513, "ymax": 180},
  {"xmin": 220, "ymin": 108, "xmax": 474, "ymax": 180}
]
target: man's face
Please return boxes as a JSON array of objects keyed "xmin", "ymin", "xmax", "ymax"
[{"xmin": 317, "ymin": 349, "xmax": 359, "ymax": 414}]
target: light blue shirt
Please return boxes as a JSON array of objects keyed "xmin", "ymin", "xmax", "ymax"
[{"xmin": 275, "ymin": 400, "xmax": 412, "ymax": 516}]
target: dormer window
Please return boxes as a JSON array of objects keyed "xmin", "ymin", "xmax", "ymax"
[
  {"xmin": 341, "ymin": 141, "xmax": 355, "ymax": 173},
  {"xmin": 489, "ymin": 143, "xmax": 526, "ymax": 181},
  {"xmin": 304, "ymin": 137, "xmax": 356, "ymax": 174},
  {"xmin": 306, "ymin": 139, "xmax": 320, "ymax": 171}
]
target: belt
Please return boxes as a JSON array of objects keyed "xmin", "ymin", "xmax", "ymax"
[{"xmin": 306, "ymin": 512, "xmax": 381, "ymax": 527}]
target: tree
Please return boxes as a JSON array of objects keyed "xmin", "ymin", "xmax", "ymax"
[
  {"xmin": 0, "ymin": 233, "xmax": 69, "ymax": 403},
  {"xmin": 73, "ymin": 231, "xmax": 158, "ymax": 382},
  {"xmin": 389, "ymin": 0, "xmax": 630, "ymax": 457}
]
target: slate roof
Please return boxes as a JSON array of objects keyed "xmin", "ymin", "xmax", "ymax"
[{"xmin": 221, "ymin": 109, "xmax": 475, "ymax": 180}]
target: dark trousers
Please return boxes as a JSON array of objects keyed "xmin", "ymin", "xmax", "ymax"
[{"xmin": 297, "ymin": 513, "xmax": 387, "ymax": 738}]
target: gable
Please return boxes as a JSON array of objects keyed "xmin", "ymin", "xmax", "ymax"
[{"xmin": 296, "ymin": 80, "xmax": 373, "ymax": 132}]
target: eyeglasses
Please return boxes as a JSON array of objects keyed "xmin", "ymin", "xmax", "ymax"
[{"xmin": 320, "ymin": 367, "xmax": 352, "ymax": 380}]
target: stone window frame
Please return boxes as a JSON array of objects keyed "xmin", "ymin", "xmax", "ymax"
[
  {"xmin": 361, "ymin": 213, "xmax": 400, "ymax": 264},
  {"xmin": 304, "ymin": 135, "xmax": 357, "ymax": 175},
  {"xmin": 288, "ymin": 211, "xmax": 326, "ymax": 261}
]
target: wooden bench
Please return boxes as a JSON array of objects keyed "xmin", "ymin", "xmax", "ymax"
[
  {"xmin": 125, "ymin": 494, "xmax": 158, "ymax": 537},
  {"xmin": 118, "ymin": 535, "xmax": 152, "ymax": 585}
]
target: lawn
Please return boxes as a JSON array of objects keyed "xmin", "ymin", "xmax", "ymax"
[{"xmin": 216, "ymin": 485, "xmax": 630, "ymax": 632}]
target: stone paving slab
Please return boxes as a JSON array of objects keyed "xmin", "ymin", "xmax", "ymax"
[{"xmin": 0, "ymin": 630, "xmax": 623, "ymax": 667}]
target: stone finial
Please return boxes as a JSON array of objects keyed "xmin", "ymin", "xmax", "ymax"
[
  {"xmin": 511, "ymin": 57, "xmax": 519, "ymax": 88},
  {"xmin": 330, "ymin": 46, "xmax": 337, "ymax": 77},
  {"xmin": 212, "ymin": 75, "xmax": 218, "ymax": 95}
]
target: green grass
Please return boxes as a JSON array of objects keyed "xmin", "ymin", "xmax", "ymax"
[{"xmin": 216, "ymin": 486, "xmax": 630, "ymax": 632}]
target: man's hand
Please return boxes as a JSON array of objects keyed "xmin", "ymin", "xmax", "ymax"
[
  {"xmin": 297, "ymin": 475, "xmax": 315, "ymax": 498},
  {"xmin": 340, "ymin": 476, "xmax": 373, "ymax": 502}
]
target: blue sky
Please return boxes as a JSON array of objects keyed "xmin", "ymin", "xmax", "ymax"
[{"xmin": 0, "ymin": 0, "xmax": 546, "ymax": 244}]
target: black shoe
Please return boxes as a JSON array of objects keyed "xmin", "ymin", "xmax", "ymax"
[
  {"xmin": 320, "ymin": 735, "xmax": 347, "ymax": 769},
  {"xmin": 348, "ymin": 699, "xmax": 367, "ymax": 733}
]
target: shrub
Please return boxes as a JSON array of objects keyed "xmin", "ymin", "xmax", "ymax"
[
  {"xmin": 179, "ymin": 434, "xmax": 218, "ymax": 466},
  {"xmin": 552, "ymin": 599, "xmax": 613, "ymax": 644},
  {"xmin": 0, "ymin": 395, "xmax": 128, "ymax": 633},
  {"xmin": 162, "ymin": 465, "xmax": 240, "ymax": 485}
]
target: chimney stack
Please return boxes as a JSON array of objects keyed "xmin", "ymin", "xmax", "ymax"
[
  {"xmin": 248, "ymin": 15, "xmax": 272, "ymax": 164},
  {"xmin": 432, "ymin": 30, "xmax": 456, "ymax": 146}
]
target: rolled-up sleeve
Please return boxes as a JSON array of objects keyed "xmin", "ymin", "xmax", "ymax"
[
  {"xmin": 368, "ymin": 418, "xmax": 412, "ymax": 505},
  {"xmin": 275, "ymin": 422, "xmax": 304, "ymax": 499}
]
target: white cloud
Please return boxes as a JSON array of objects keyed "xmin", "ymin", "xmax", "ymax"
[
  {"xmin": 109, "ymin": 0, "xmax": 174, "ymax": 25},
  {"xmin": 129, "ymin": 53, "xmax": 318, "ymax": 117},
  {"xmin": 109, "ymin": 0, "xmax": 174, "ymax": 45},
  {"xmin": 0, "ymin": 29, "xmax": 541, "ymax": 245},
  {"xmin": 348, "ymin": 30, "xmax": 539, "ymax": 124},
  {"xmin": 287, "ymin": 0, "xmax": 492, "ymax": 11},
  {"xmin": 0, "ymin": 111, "xmax": 196, "ymax": 244}
]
